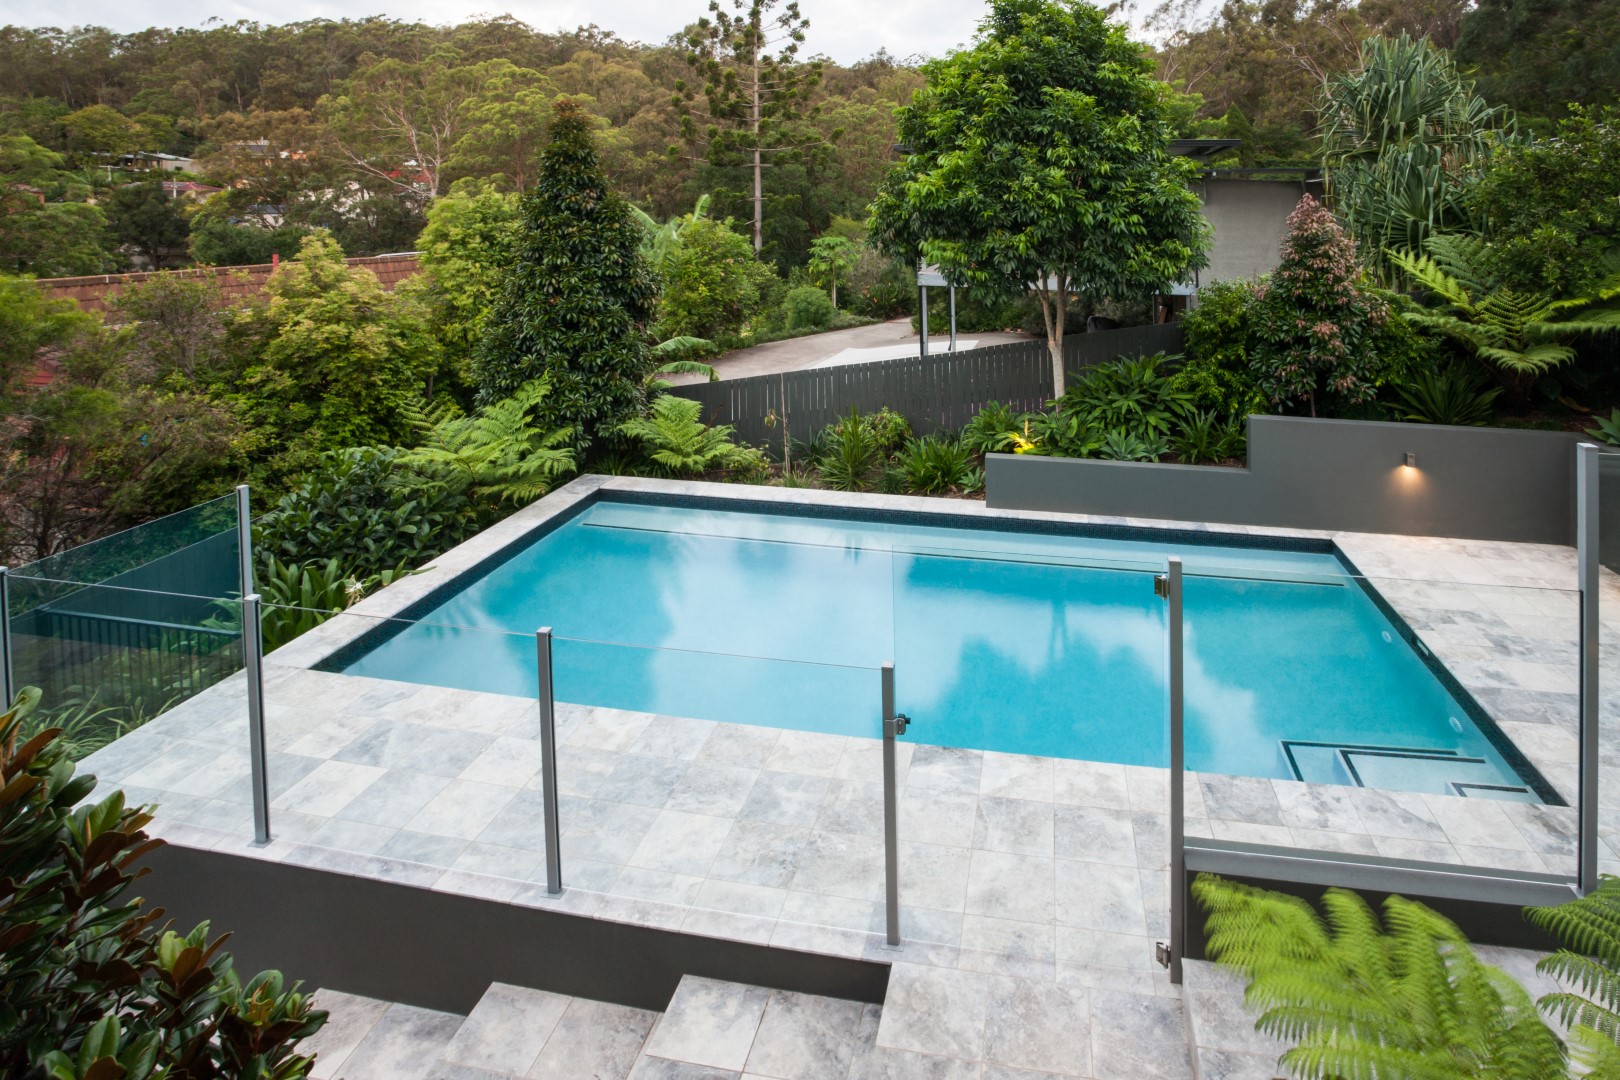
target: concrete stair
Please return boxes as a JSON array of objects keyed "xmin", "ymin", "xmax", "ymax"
[{"xmin": 298, "ymin": 975, "xmax": 879, "ymax": 1080}]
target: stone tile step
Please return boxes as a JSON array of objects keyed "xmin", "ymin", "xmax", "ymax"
[
  {"xmin": 298, "ymin": 982, "xmax": 661, "ymax": 1080},
  {"xmin": 633, "ymin": 974, "xmax": 877, "ymax": 1080}
]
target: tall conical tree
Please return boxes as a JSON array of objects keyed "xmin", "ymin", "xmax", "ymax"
[{"xmin": 474, "ymin": 98, "xmax": 658, "ymax": 452}]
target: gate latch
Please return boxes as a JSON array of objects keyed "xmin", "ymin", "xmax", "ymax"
[
  {"xmin": 1154, "ymin": 573, "xmax": 1169, "ymax": 600},
  {"xmin": 886, "ymin": 713, "xmax": 911, "ymax": 738}
]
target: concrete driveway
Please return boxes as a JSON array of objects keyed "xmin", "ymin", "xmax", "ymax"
[{"xmin": 664, "ymin": 318, "xmax": 1034, "ymax": 385}]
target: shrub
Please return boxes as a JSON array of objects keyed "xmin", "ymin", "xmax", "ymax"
[
  {"xmin": 0, "ymin": 688, "xmax": 328, "ymax": 1076},
  {"xmin": 1055, "ymin": 353, "xmax": 1192, "ymax": 442},
  {"xmin": 399, "ymin": 379, "xmax": 578, "ymax": 509},
  {"xmin": 1395, "ymin": 364, "xmax": 1503, "ymax": 425},
  {"xmin": 960, "ymin": 401, "xmax": 1030, "ymax": 455},
  {"xmin": 843, "ymin": 245, "xmax": 915, "ymax": 318},
  {"xmin": 783, "ymin": 285, "xmax": 836, "ymax": 330},
  {"xmin": 1096, "ymin": 428, "xmax": 1170, "ymax": 462},
  {"xmin": 1248, "ymin": 196, "xmax": 1392, "ymax": 416},
  {"xmin": 255, "ymin": 556, "xmax": 410, "ymax": 650},
  {"xmin": 863, "ymin": 407, "xmax": 913, "ymax": 454},
  {"xmin": 1174, "ymin": 280, "xmax": 1269, "ymax": 420},
  {"xmin": 658, "ymin": 217, "xmax": 779, "ymax": 340},
  {"xmin": 1172, "ymin": 410, "xmax": 1244, "ymax": 464},
  {"xmin": 255, "ymin": 446, "xmax": 474, "ymax": 579},
  {"xmin": 898, "ymin": 435, "xmax": 983, "ymax": 494},
  {"xmin": 817, "ymin": 407, "xmax": 881, "ymax": 491}
]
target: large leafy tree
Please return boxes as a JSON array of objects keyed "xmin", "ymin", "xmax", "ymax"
[
  {"xmin": 1456, "ymin": 0, "xmax": 1620, "ymax": 122},
  {"xmin": 473, "ymin": 98, "xmax": 658, "ymax": 452},
  {"xmin": 869, "ymin": 0, "xmax": 1209, "ymax": 397},
  {"xmin": 102, "ymin": 181, "xmax": 191, "ymax": 266},
  {"xmin": 676, "ymin": 0, "xmax": 825, "ymax": 254},
  {"xmin": 1469, "ymin": 107, "xmax": 1620, "ymax": 298},
  {"xmin": 1320, "ymin": 34, "xmax": 1512, "ymax": 284}
]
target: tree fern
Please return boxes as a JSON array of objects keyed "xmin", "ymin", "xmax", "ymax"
[
  {"xmin": 1195, "ymin": 874, "xmax": 1567, "ymax": 1079},
  {"xmin": 1529, "ymin": 877, "xmax": 1620, "ymax": 1060},
  {"xmin": 400, "ymin": 378, "xmax": 576, "ymax": 505},
  {"xmin": 617, "ymin": 394, "xmax": 762, "ymax": 476}
]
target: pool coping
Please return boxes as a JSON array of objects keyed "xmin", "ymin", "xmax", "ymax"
[{"xmin": 277, "ymin": 474, "xmax": 1562, "ymax": 807}]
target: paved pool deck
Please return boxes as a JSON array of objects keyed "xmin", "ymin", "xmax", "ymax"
[{"xmin": 75, "ymin": 475, "xmax": 1616, "ymax": 1079}]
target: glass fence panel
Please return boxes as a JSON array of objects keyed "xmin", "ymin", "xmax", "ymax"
[
  {"xmin": 256, "ymin": 604, "xmax": 540, "ymax": 864},
  {"xmin": 12, "ymin": 492, "xmax": 240, "ymax": 597},
  {"xmin": 1597, "ymin": 450, "xmax": 1620, "ymax": 882},
  {"xmin": 10, "ymin": 576, "xmax": 245, "ymax": 748},
  {"xmin": 1170, "ymin": 561, "xmax": 1580, "ymax": 882},
  {"xmin": 889, "ymin": 544, "xmax": 1172, "ymax": 979}
]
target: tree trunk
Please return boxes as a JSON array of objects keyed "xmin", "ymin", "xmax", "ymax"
[{"xmin": 1037, "ymin": 276, "xmax": 1069, "ymax": 399}]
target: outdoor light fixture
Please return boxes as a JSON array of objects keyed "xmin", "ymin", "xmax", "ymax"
[{"xmin": 1404, "ymin": 452, "xmax": 1418, "ymax": 468}]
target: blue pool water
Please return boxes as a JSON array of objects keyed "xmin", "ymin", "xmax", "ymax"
[{"xmin": 331, "ymin": 500, "xmax": 1543, "ymax": 800}]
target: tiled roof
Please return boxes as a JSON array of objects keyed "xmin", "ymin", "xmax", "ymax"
[{"xmin": 34, "ymin": 252, "xmax": 422, "ymax": 314}]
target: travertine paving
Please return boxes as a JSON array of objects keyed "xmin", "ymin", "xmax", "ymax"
[{"xmin": 73, "ymin": 476, "xmax": 1620, "ymax": 1080}]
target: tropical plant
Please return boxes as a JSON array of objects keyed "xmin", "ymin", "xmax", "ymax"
[
  {"xmin": 869, "ymin": 0, "xmax": 1209, "ymax": 397},
  {"xmin": 1320, "ymin": 34, "xmax": 1513, "ymax": 284},
  {"xmin": 1395, "ymin": 364, "xmax": 1504, "ymax": 426},
  {"xmin": 473, "ymin": 99, "xmax": 659, "ymax": 450},
  {"xmin": 1390, "ymin": 234, "xmax": 1617, "ymax": 399},
  {"xmin": 1025, "ymin": 408, "xmax": 1104, "ymax": 459},
  {"xmin": 1096, "ymin": 428, "xmax": 1171, "ymax": 462},
  {"xmin": 960, "ymin": 401, "xmax": 1029, "ymax": 455},
  {"xmin": 1057, "ymin": 354, "xmax": 1192, "ymax": 440},
  {"xmin": 617, "ymin": 394, "xmax": 763, "ymax": 476},
  {"xmin": 631, "ymin": 194, "xmax": 712, "ymax": 275},
  {"xmin": 400, "ymin": 379, "xmax": 577, "ymax": 507},
  {"xmin": 1172, "ymin": 410, "xmax": 1244, "ymax": 464},
  {"xmin": 253, "ymin": 556, "xmax": 409, "ymax": 651},
  {"xmin": 782, "ymin": 286, "xmax": 836, "ymax": 330},
  {"xmin": 817, "ymin": 407, "xmax": 881, "ymax": 491},
  {"xmin": 1195, "ymin": 874, "xmax": 1568, "ymax": 1079},
  {"xmin": 255, "ymin": 446, "xmax": 474, "ymax": 579},
  {"xmin": 1587, "ymin": 409, "xmax": 1620, "ymax": 447},
  {"xmin": 1175, "ymin": 280, "xmax": 1269, "ymax": 421},
  {"xmin": 898, "ymin": 434, "xmax": 982, "ymax": 494},
  {"xmin": 0, "ymin": 687, "xmax": 328, "ymax": 1076},
  {"xmin": 862, "ymin": 408, "xmax": 913, "ymax": 454}
]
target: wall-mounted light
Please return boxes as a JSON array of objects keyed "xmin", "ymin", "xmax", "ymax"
[{"xmin": 1403, "ymin": 451, "xmax": 1418, "ymax": 468}]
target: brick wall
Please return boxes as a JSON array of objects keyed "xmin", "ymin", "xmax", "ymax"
[{"xmin": 34, "ymin": 252, "xmax": 421, "ymax": 314}]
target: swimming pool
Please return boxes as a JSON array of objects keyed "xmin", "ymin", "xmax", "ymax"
[{"xmin": 327, "ymin": 497, "xmax": 1550, "ymax": 802}]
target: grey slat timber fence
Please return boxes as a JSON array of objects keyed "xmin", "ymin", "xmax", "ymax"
[{"xmin": 671, "ymin": 322, "xmax": 1185, "ymax": 454}]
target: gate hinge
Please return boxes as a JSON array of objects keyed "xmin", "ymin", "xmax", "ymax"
[
  {"xmin": 886, "ymin": 713, "xmax": 911, "ymax": 738},
  {"xmin": 1154, "ymin": 573, "xmax": 1169, "ymax": 600}
]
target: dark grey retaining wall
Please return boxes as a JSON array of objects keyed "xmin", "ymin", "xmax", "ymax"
[
  {"xmin": 674, "ymin": 323, "xmax": 1183, "ymax": 454},
  {"xmin": 142, "ymin": 845, "xmax": 889, "ymax": 1014},
  {"xmin": 987, "ymin": 415, "xmax": 1584, "ymax": 545}
]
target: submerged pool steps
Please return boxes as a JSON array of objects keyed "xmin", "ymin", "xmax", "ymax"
[{"xmin": 1280, "ymin": 739, "xmax": 1536, "ymax": 801}]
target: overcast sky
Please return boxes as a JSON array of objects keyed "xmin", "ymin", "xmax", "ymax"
[{"xmin": 2, "ymin": 0, "xmax": 1166, "ymax": 66}]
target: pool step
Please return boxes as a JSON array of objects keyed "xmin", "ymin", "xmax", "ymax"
[{"xmin": 1278, "ymin": 739, "xmax": 1534, "ymax": 801}]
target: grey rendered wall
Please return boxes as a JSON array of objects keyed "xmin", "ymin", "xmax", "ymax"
[
  {"xmin": 1196, "ymin": 178, "xmax": 1324, "ymax": 285},
  {"xmin": 986, "ymin": 415, "xmax": 1583, "ymax": 545}
]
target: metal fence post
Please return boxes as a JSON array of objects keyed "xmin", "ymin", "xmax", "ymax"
[
  {"xmin": 243, "ymin": 593, "xmax": 271, "ymax": 845},
  {"xmin": 919, "ymin": 287, "xmax": 930, "ymax": 358},
  {"xmin": 537, "ymin": 627, "xmax": 563, "ymax": 896},
  {"xmin": 235, "ymin": 484, "xmax": 255, "ymax": 601},
  {"xmin": 882, "ymin": 661, "xmax": 908, "ymax": 947},
  {"xmin": 1165, "ymin": 558, "xmax": 1186, "ymax": 983},
  {"xmin": 948, "ymin": 286, "xmax": 958, "ymax": 353},
  {"xmin": 0, "ymin": 567, "xmax": 13, "ymax": 707},
  {"xmin": 1577, "ymin": 443, "xmax": 1600, "ymax": 894}
]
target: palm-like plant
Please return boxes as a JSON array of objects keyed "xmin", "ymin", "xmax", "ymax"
[
  {"xmin": 401, "ymin": 379, "xmax": 576, "ymax": 505},
  {"xmin": 1321, "ymin": 34, "xmax": 1513, "ymax": 284},
  {"xmin": 631, "ymin": 194, "xmax": 712, "ymax": 274},
  {"xmin": 617, "ymin": 394, "xmax": 762, "ymax": 476},
  {"xmin": 1196, "ymin": 875, "xmax": 1568, "ymax": 1079}
]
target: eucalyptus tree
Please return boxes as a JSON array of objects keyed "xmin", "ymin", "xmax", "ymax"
[
  {"xmin": 869, "ymin": 0, "xmax": 1209, "ymax": 397},
  {"xmin": 1319, "ymin": 33, "xmax": 1513, "ymax": 283},
  {"xmin": 674, "ymin": 0, "xmax": 825, "ymax": 254}
]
